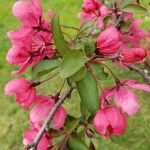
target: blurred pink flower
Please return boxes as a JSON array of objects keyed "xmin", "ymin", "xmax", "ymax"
[
  {"xmin": 30, "ymin": 95, "xmax": 67, "ymax": 130},
  {"xmin": 94, "ymin": 106, "xmax": 126, "ymax": 137},
  {"xmin": 5, "ymin": 78, "xmax": 36, "ymax": 109},
  {"xmin": 101, "ymin": 80, "xmax": 150, "ymax": 116},
  {"xmin": 123, "ymin": 19, "xmax": 148, "ymax": 47},
  {"xmin": 96, "ymin": 27, "xmax": 122, "ymax": 55},
  {"xmin": 79, "ymin": 0, "xmax": 110, "ymax": 28},
  {"xmin": 121, "ymin": 48, "xmax": 147, "ymax": 63},
  {"xmin": 82, "ymin": 0, "xmax": 101, "ymax": 13},
  {"xmin": 23, "ymin": 128, "xmax": 52, "ymax": 150}
]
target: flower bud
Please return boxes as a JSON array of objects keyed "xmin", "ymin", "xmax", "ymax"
[
  {"xmin": 122, "ymin": 48, "xmax": 147, "ymax": 63},
  {"xmin": 96, "ymin": 27, "xmax": 122, "ymax": 55},
  {"xmin": 82, "ymin": 0, "xmax": 100, "ymax": 13}
]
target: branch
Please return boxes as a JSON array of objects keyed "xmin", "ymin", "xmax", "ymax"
[
  {"xmin": 126, "ymin": 64, "xmax": 150, "ymax": 84},
  {"xmin": 25, "ymin": 86, "xmax": 74, "ymax": 150}
]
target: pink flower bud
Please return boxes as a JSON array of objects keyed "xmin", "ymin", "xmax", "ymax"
[
  {"xmin": 5, "ymin": 78, "xmax": 36, "ymax": 109},
  {"xmin": 82, "ymin": 0, "xmax": 101, "ymax": 13},
  {"xmin": 96, "ymin": 27, "xmax": 122, "ymax": 55},
  {"xmin": 122, "ymin": 48, "xmax": 147, "ymax": 63},
  {"xmin": 94, "ymin": 106, "xmax": 126, "ymax": 137}
]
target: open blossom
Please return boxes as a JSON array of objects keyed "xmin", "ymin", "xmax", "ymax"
[
  {"xmin": 5, "ymin": 78, "xmax": 36, "ymax": 109},
  {"xmin": 7, "ymin": 0, "xmax": 55, "ymax": 74},
  {"xmin": 96, "ymin": 27, "xmax": 122, "ymax": 55},
  {"xmin": 121, "ymin": 48, "xmax": 147, "ymax": 63},
  {"xmin": 30, "ymin": 95, "xmax": 67, "ymax": 130},
  {"xmin": 79, "ymin": 0, "xmax": 110, "ymax": 28},
  {"xmin": 7, "ymin": 32, "xmax": 55, "ymax": 74},
  {"xmin": 123, "ymin": 19, "xmax": 148, "ymax": 47},
  {"xmin": 12, "ymin": 0, "xmax": 42, "ymax": 27},
  {"xmin": 23, "ymin": 128, "xmax": 52, "ymax": 150},
  {"xmin": 94, "ymin": 106, "xmax": 126, "ymax": 137},
  {"xmin": 100, "ymin": 80, "xmax": 150, "ymax": 116}
]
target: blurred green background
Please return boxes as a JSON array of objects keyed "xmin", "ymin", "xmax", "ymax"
[{"xmin": 0, "ymin": 0, "xmax": 150, "ymax": 149}]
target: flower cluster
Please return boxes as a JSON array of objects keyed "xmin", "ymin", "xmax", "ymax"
[
  {"xmin": 5, "ymin": 0, "xmax": 66, "ymax": 149},
  {"xmin": 79, "ymin": 0, "xmax": 150, "ymax": 137},
  {"xmin": 5, "ymin": 0, "xmax": 150, "ymax": 149}
]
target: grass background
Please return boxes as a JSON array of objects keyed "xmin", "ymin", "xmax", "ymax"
[{"xmin": 0, "ymin": 0, "xmax": 150, "ymax": 149}]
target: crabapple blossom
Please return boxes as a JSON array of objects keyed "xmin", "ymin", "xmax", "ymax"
[
  {"xmin": 79, "ymin": 0, "xmax": 110, "ymax": 28},
  {"xmin": 7, "ymin": 32, "xmax": 55, "ymax": 74},
  {"xmin": 94, "ymin": 106, "xmax": 126, "ymax": 137},
  {"xmin": 30, "ymin": 95, "xmax": 67, "ymax": 130},
  {"xmin": 96, "ymin": 27, "xmax": 122, "ymax": 55},
  {"xmin": 100, "ymin": 80, "xmax": 150, "ymax": 116},
  {"xmin": 7, "ymin": 0, "xmax": 55, "ymax": 74},
  {"xmin": 82, "ymin": 0, "xmax": 101, "ymax": 13},
  {"xmin": 5, "ymin": 78, "xmax": 36, "ymax": 109},
  {"xmin": 23, "ymin": 127, "xmax": 52, "ymax": 150},
  {"xmin": 121, "ymin": 48, "xmax": 147, "ymax": 63}
]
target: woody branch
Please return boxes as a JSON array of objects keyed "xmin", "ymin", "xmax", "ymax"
[{"xmin": 25, "ymin": 86, "xmax": 74, "ymax": 150}]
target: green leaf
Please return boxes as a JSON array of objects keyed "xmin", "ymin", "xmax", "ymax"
[
  {"xmin": 68, "ymin": 136, "xmax": 88, "ymax": 150},
  {"xmin": 80, "ymin": 100, "xmax": 89, "ymax": 120},
  {"xmin": 31, "ymin": 59, "xmax": 60, "ymax": 79},
  {"xmin": 69, "ymin": 67, "xmax": 87, "ymax": 83},
  {"xmin": 60, "ymin": 50, "xmax": 88, "ymax": 79},
  {"xmin": 76, "ymin": 71, "xmax": 99, "ymax": 114},
  {"xmin": 82, "ymin": 38, "xmax": 96, "ymax": 56},
  {"xmin": 122, "ymin": 4, "xmax": 147, "ymax": 14},
  {"xmin": 118, "ymin": 0, "xmax": 133, "ymax": 8},
  {"xmin": 90, "ymin": 63, "xmax": 108, "ymax": 80},
  {"xmin": 65, "ymin": 116, "xmax": 79, "ymax": 134},
  {"xmin": 80, "ymin": 21, "xmax": 94, "ymax": 37},
  {"xmin": 51, "ymin": 14, "xmax": 70, "ymax": 56}
]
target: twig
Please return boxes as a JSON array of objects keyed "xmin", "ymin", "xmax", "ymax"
[
  {"xmin": 126, "ymin": 64, "xmax": 150, "ymax": 84},
  {"xmin": 25, "ymin": 86, "xmax": 74, "ymax": 150}
]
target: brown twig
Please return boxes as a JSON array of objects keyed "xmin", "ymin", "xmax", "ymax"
[
  {"xmin": 126, "ymin": 64, "xmax": 150, "ymax": 84},
  {"xmin": 25, "ymin": 86, "xmax": 74, "ymax": 150}
]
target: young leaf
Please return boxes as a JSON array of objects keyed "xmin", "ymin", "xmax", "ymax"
[
  {"xmin": 31, "ymin": 59, "xmax": 60, "ymax": 78},
  {"xmin": 76, "ymin": 71, "xmax": 99, "ymax": 114},
  {"xmin": 65, "ymin": 116, "xmax": 79, "ymax": 134},
  {"xmin": 118, "ymin": 0, "xmax": 133, "ymax": 8},
  {"xmin": 122, "ymin": 4, "xmax": 147, "ymax": 14},
  {"xmin": 90, "ymin": 63, "xmax": 108, "ymax": 80},
  {"xmin": 51, "ymin": 14, "xmax": 70, "ymax": 56},
  {"xmin": 60, "ymin": 50, "xmax": 88, "ymax": 79},
  {"xmin": 82, "ymin": 38, "xmax": 96, "ymax": 56},
  {"xmin": 68, "ymin": 136, "xmax": 88, "ymax": 150}
]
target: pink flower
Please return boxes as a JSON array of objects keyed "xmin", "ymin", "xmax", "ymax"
[
  {"xmin": 101, "ymin": 80, "xmax": 150, "ymax": 116},
  {"xmin": 79, "ymin": 0, "xmax": 110, "ymax": 28},
  {"xmin": 123, "ymin": 19, "xmax": 148, "ymax": 47},
  {"xmin": 23, "ymin": 128, "xmax": 52, "ymax": 150},
  {"xmin": 30, "ymin": 95, "xmax": 67, "ymax": 130},
  {"xmin": 121, "ymin": 48, "xmax": 147, "ymax": 63},
  {"xmin": 12, "ymin": 0, "xmax": 42, "ymax": 27},
  {"xmin": 5, "ymin": 78, "xmax": 36, "ymax": 109},
  {"xmin": 96, "ymin": 27, "xmax": 122, "ymax": 55},
  {"xmin": 94, "ymin": 106, "xmax": 126, "ymax": 137},
  {"xmin": 7, "ymin": 31, "xmax": 55, "ymax": 74},
  {"xmin": 82, "ymin": 0, "xmax": 101, "ymax": 13},
  {"xmin": 7, "ymin": 0, "xmax": 55, "ymax": 74}
]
